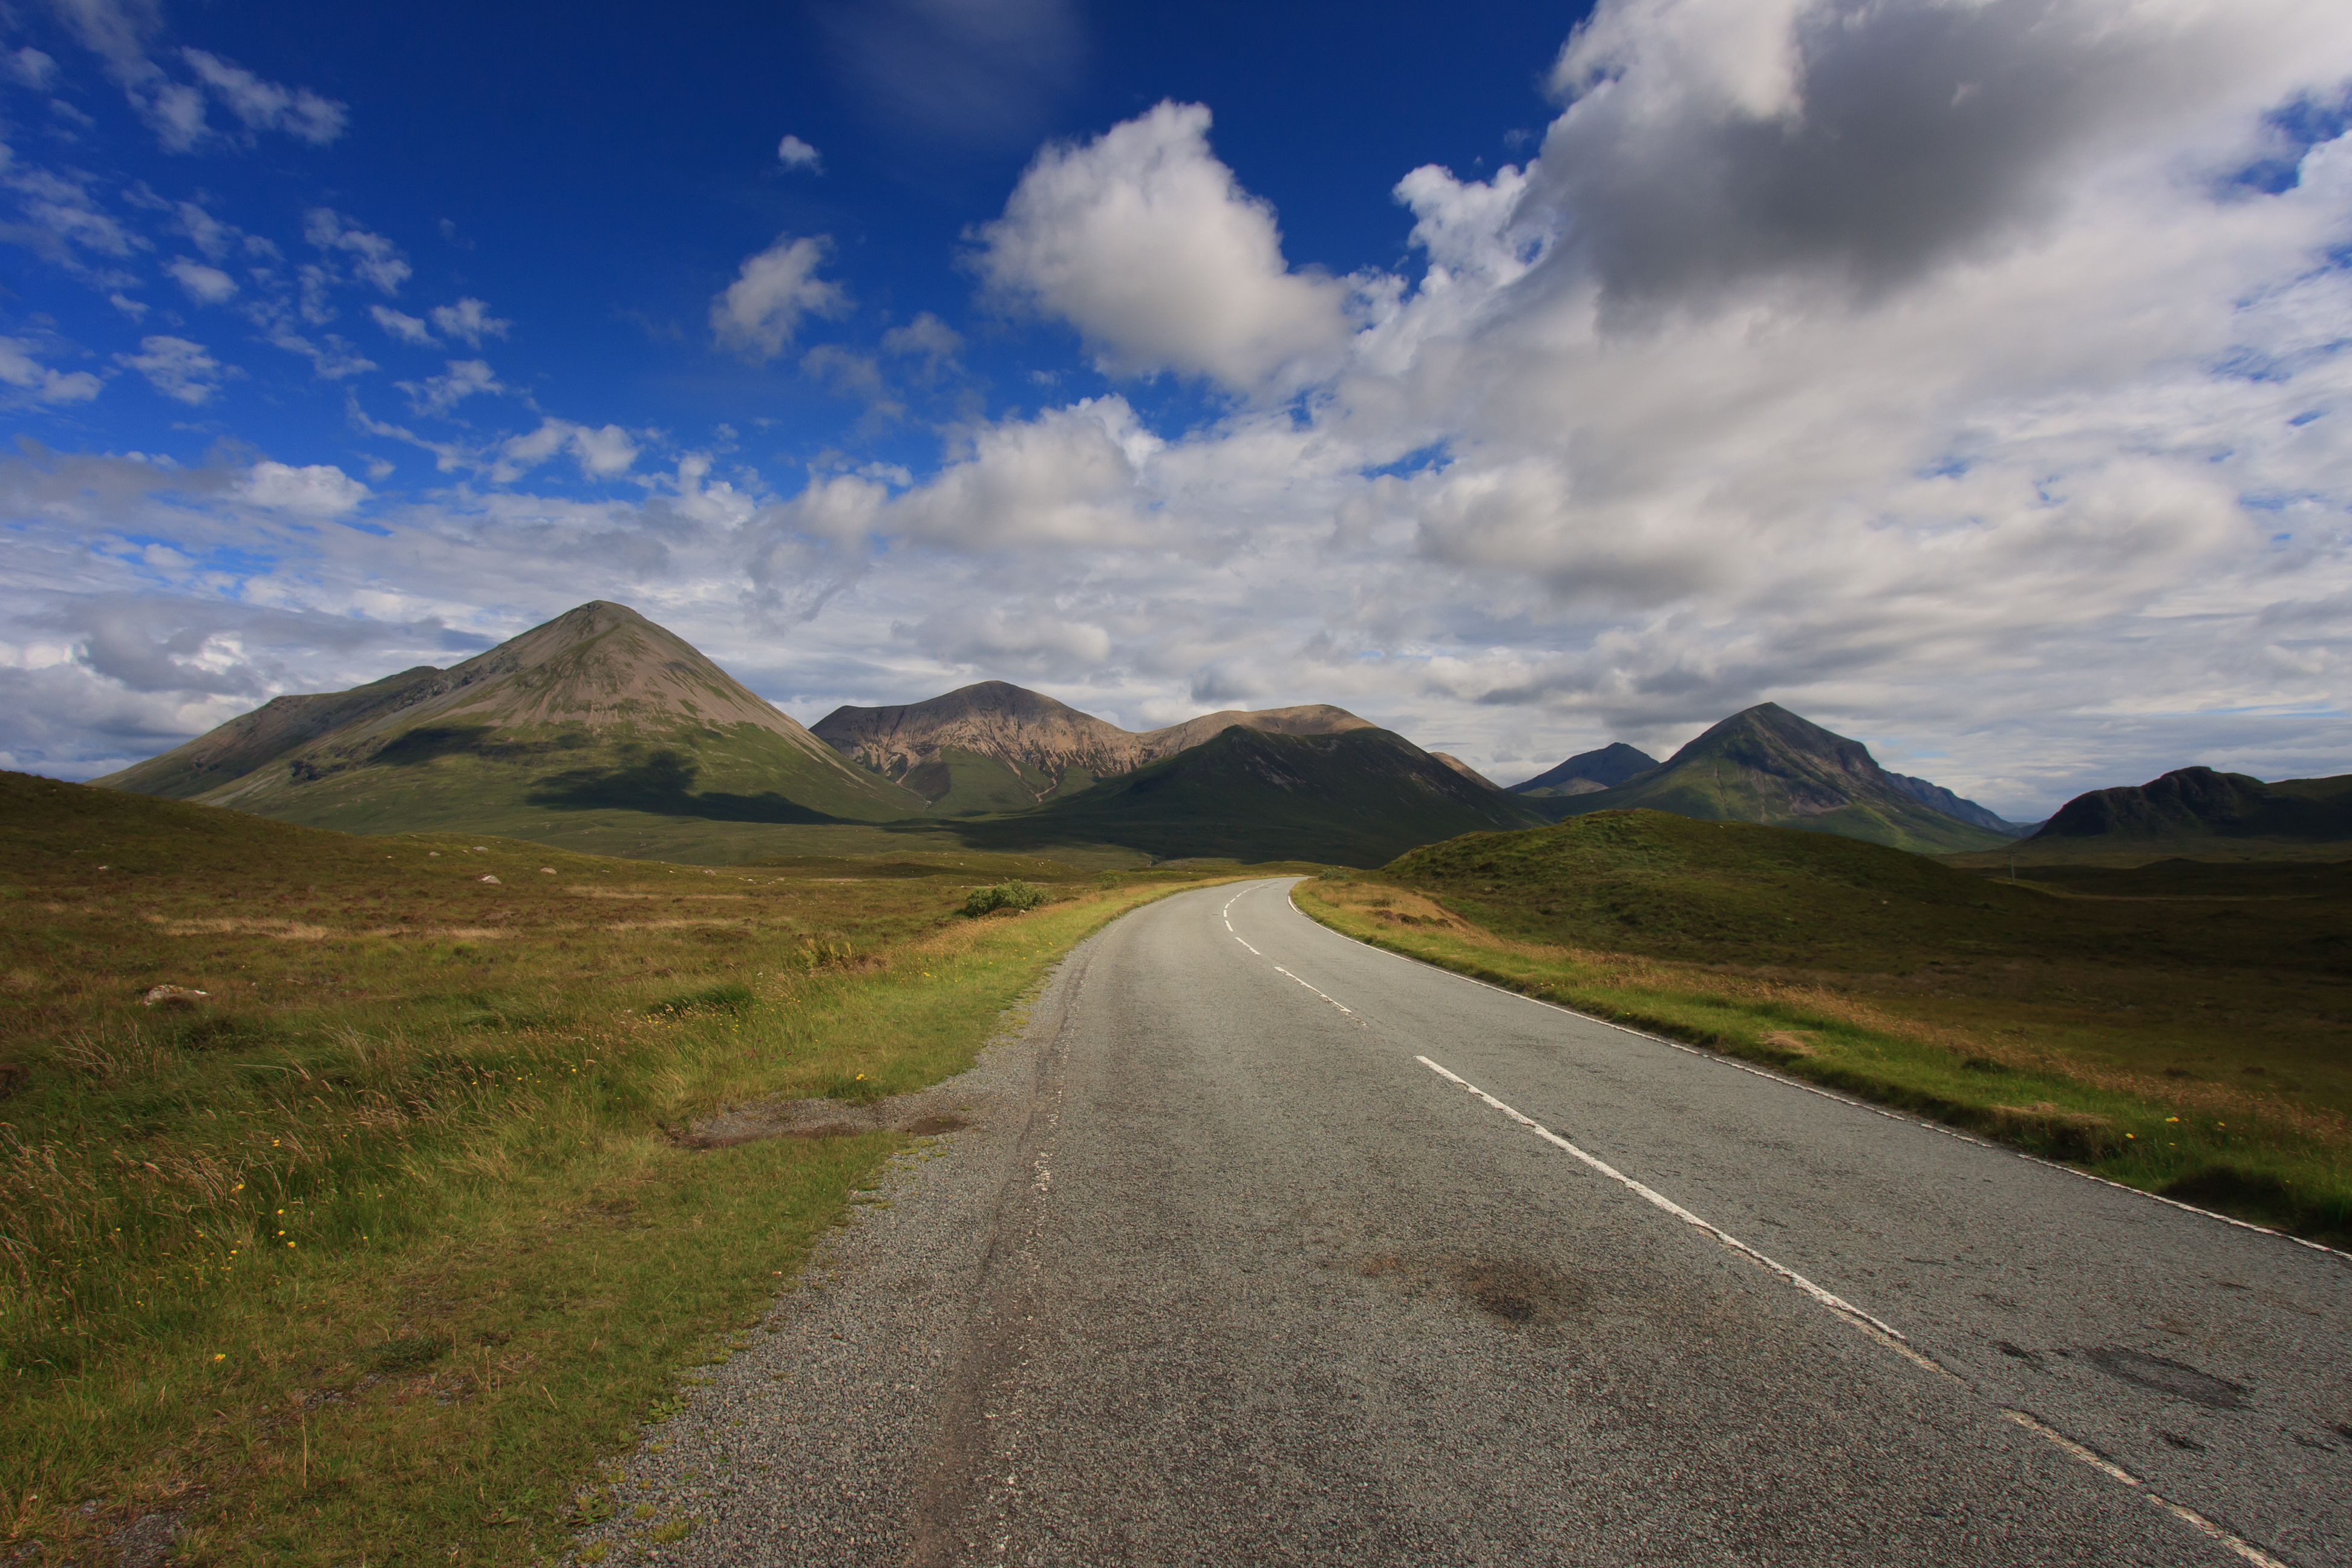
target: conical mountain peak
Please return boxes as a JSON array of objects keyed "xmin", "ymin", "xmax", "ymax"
[
  {"xmin": 101, "ymin": 601, "xmax": 925, "ymax": 831},
  {"xmin": 1538, "ymin": 701, "xmax": 2010, "ymax": 854}
]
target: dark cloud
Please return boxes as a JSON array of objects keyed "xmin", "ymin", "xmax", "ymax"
[{"xmin": 1532, "ymin": 0, "xmax": 2252, "ymax": 316}]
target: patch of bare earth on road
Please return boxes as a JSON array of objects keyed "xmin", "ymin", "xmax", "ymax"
[
  {"xmin": 1353, "ymin": 1252, "xmax": 1586, "ymax": 1328},
  {"xmin": 667, "ymin": 1089, "xmax": 975, "ymax": 1149}
]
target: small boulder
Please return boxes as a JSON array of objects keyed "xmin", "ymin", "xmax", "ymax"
[
  {"xmin": 142, "ymin": 984, "xmax": 209, "ymax": 1007},
  {"xmin": 479, "ymin": 874, "xmax": 501, "ymax": 885},
  {"xmin": 539, "ymin": 867, "xmax": 556, "ymax": 875}
]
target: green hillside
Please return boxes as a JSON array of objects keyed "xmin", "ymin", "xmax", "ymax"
[
  {"xmin": 98, "ymin": 604, "xmax": 929, "ymax": 854},
  {"xmin": 933, "ymin": 725, "xmax": 1549, "ymax": 866},
  {"xmin": 1390, "ymin": 807, "xmax": 2351, "ymax": 990},
  {"xmin": 1539, "ymin": 703, "xmax": 2008, "ymax": 854},
  {"xmin": 1943, "ymin": 769, "xmax": 2352, "ymax": 869}
]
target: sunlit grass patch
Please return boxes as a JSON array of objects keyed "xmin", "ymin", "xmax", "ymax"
[{"xmin": 0, "ymin": 769, "xmax": 1236, "ymax": 1564}]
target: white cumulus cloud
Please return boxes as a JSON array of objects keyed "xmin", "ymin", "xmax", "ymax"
[
  {"xmin": 710, "ymin": 234, "xmax": 849, "ymax": 363},
  {"xmin": 181, "ymin": 48, "xmax": 346, "ymax": 145},
  {"xmin": 236, "ymin": 460, "xmax": 369, "ymax": 517},
  {"xmin": 492, "ymin": 419, "xmax": 641, "ymax": 482},
  {"xmin": 397, "ymin": 358, "xmax": 503, "ymax": 416},
  {"xmin": 0, "ymin": 337, "xmax": 102, "ymax": 404},
  {"xmin": 974, "ymin": 101, "xmax": 1355, "ymax": 390},
  {"xmin": 116, "ymin": 335, "xmax": 221, "ymax": 404},
  {"xmin": 429, "ymin": 297, "xmax": 511, "ymax": 347},
  {"xmin": 370, "ymin": 304, "xmax": 434, "ymax": 345},
  {"xmin": 165, "ymin": 256, "xmax": 237, "ymax": 302},
  {"xmin": 303, "ymin": 208, "xmax": 411, "ymax": 295},
  {"xmin": 777, "ymin": 134, "xmax": 822, "ymax": 171}
]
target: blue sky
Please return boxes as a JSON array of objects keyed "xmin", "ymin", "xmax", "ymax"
[{"xmin": 4, "ymin": 0, "xmax": 2351, "ymax": 816}]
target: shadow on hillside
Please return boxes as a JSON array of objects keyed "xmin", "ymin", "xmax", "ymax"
[
  {"xmin": 371, "ymin": 725, "xmax": 589, "ymax": 767},
  {"xmin": 528, "ymin": 750, "xmax": 844, "ymax": 825}
]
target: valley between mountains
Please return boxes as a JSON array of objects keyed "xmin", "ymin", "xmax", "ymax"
[{"xmin": 5, "ymin": 599, "xmax": 2347, "ymax": 1566}]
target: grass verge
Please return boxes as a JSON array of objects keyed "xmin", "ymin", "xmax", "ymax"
[
  {"xmin": 1293, "ymin": 869, "xmax": 2351, "ymax": 1250},
  {"xmin": 0, "ymin": 771, "xmax": 1241, "ymax": 1564}
]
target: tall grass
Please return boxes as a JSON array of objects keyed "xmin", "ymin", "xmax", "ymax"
[{"xmin": 0, "ymin": 780, "xmax": 1233, "ymax": 1564}]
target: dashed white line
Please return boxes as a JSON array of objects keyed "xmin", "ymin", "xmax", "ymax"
[
  {"xmin": 1999, "ymin": 1410, "xmax": 2290, "ymax": 1567},
  {"xmin": 1217, "ymin": 880, "xmax": 2301, "ymax": 1564},
  {"xmin": 1414, "ymin": 1054, "xmax": 1907, "ymax": 1341},
  {"xmin": 1274, "ymin": 965, "xmax": 1358, "ymax": 1020},
  {"xmin": 1280, "ymin": 884, "xmax": 2351, "ymax": 1264}
]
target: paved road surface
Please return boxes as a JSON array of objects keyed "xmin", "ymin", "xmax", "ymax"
[{"xmin": 587, "ymin": 879, "xmax": 2352, "ymax": 1567}]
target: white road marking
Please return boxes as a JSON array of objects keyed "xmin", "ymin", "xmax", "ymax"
[
  {"xmin": 1275, "ymin": 966, "xmax": 1356, "ymax": 1019},
  {"xmin": 1414, "ymin": 1054, "xmax": 1909, "ymax": 1341},
  {"xmin": 1226, "ymin": 883, "xmax": 2305, "ymax": 1568},
  {"xmin": 2000, "ymin": 1410, "xmax": 2290, "ymax": 1567},
  {"xmin": 1282, "ymin": 883, "xmax": 2351, "ymax": 1265}
]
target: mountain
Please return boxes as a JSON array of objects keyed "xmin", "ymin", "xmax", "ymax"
[
  {"xmin": 1509, "ymin": 742, "xmax": 1659, "ymax": 797},
  {"xmin": 1884, "ymin": 772, "xmax": 2037, "ymax": 837},
  {"xmin": 811, "ymin": 681, "xmax": 1376, "ymax": 814},
  {"xmin": 98, "ymin": 601, "xmax": 927, "ymax": 837},
  {"xmin": 2033, "ymin": 767, "xmax": 2352, "ymax": 844},
  {"xmin": 934, "ymin": 724, "xmax": 1550, "ymax": 866},
  {"xmin": 1430, "ymin": 753, "xmax": 1503, "ymax": 789},
  {"xmin": 1534, "ymin": 704, "xmax": 2011, "ymax": 854}
]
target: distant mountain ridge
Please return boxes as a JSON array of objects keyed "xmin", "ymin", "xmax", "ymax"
[
  {"xmin": 2033, "ymin": 766, "xmax": 2352, "ymax": 843},
  {"xmin": 1884, "ymin": 772, "xmax": 2037, "ymax": 837},
  {"xmin": 812, "ymin": 680, "xmax": 1375, "ymax": 814},
  {"xmin": 936, "ymin": 724, "xmax": 1548, "ymax": 865},
  {"xmin": 1509, "ymin": 743, "xmax": 1660, "ymax": 797},
  {"xmin": 1533, "ymin": 704, "xmax": 2013, "ymax": 854}
]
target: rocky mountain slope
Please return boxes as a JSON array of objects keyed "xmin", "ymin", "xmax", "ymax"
[
  {"xmin": 1884, "ymin": 772, "xmax": 2035, "ymax": 836},
  {"xmin": 812, "ymin": 681, "xmax": 1374, "ymax": 814},
  {"xmin": 99, "ymin": 602, "xmax": 927, "ymax": 834},
  {"xmin": 1534, "ymin": 704, "xmax": 2012, "ymax": 854}
]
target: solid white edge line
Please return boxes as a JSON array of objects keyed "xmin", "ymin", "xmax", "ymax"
[
  {"xmin": 1414, "ymin": 1054, "xmax": 1912, "ymax": 1343},
  {"xmin": 1279, "ymin": 881, "xmax": 2351, "ymax": 1266}
]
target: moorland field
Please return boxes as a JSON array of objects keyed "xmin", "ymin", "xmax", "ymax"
[
  {"xmin": 3, "ymin": 759, "xmax": 2347, "ymax": 1566},
  {"xmin": 0, "ymin": 771, "xmax": 1267, "ymax": 1564}
]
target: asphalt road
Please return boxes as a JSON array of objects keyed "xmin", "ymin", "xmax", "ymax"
[{"xmin": 591, "ymin": 878, "xmax": 2352, "ymax": 1568}]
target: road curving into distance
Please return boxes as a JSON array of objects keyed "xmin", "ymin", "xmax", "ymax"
[{"xmin": 604, "ymin": 878, "xmax": 2351, "ymax": 1567}]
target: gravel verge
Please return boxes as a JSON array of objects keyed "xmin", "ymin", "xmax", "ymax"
[{"xmin": 560, "ymin": 926, "xmax": 1098, "ymax": 1567}]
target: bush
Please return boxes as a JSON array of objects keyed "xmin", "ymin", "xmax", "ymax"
[{"xmin": 961, "ymin": 880, "xmax": 1047, "ymax": 918}]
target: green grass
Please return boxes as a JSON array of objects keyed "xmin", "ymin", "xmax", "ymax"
[
  {"xmin": 1296, "ymin": 810, "xmax": 2352, "ymax": 1245},
  {"xmin": 0, "ymin": 770, "xmax": 1238, "ymax": 1563}
]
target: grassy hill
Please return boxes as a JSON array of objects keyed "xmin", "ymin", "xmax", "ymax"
[
  {"xmin": 1942, "ymin": 769, "xmax": 2352, "ymax": 870},
  {"xmin": 1387, "ymin": 809, "xmax": 2348, "ymax": 978},
  {"xmin": 1537, "ymin": 704, "xmax": 2010, "ymax": 854},
  {"xmin": 929, "ymin": 725, "xmax": 1549, "ymax": 866},
  {"xmin": 97, "ymin": 603, "xmax": 932, "ymax": 857}
]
